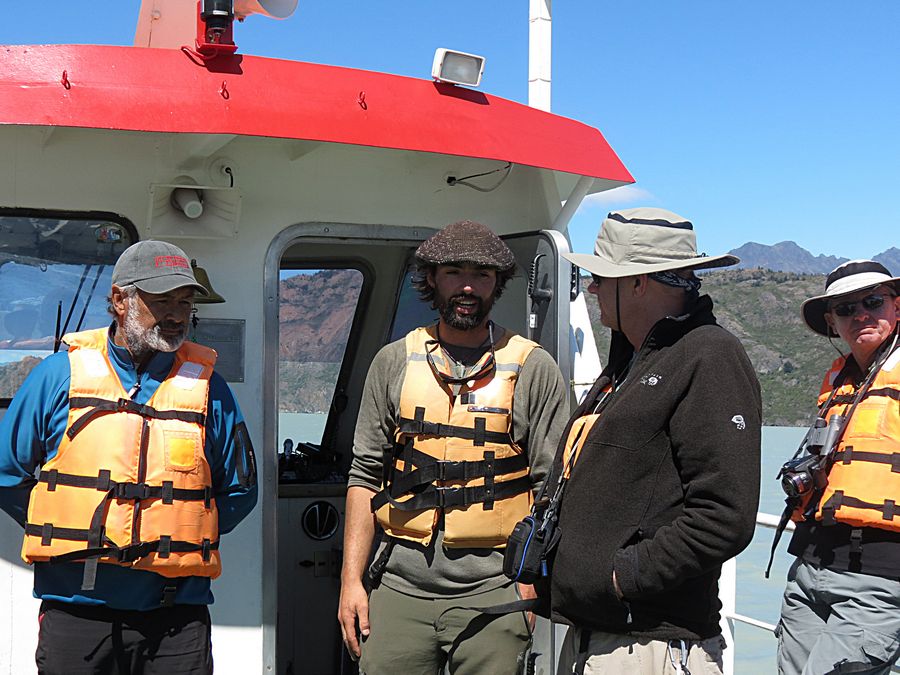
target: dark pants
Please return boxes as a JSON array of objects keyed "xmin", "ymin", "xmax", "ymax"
[{"xmin": 36, "ymin": 601, "xmax": 213, "ymax": 675}]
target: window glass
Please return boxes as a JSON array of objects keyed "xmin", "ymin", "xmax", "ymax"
[
  {"xmin": 278, "ymin": 267, "xmax": 363, "ymax": 483},
  {"xmin": 0, "ymin": 215, "xmax": 133, "ymax": 400},
  {"xmin": 389, "ymin": 265, "xmax": 438, "ymax": 342}
]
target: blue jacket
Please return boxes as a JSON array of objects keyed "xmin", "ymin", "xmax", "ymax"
[{"xmin": 0, "ymin": 327, "xmax": 258, "ymax": 610}]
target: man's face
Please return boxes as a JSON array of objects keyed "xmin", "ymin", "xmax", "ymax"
[
  {"xmin": 825, "ymin": 284, "xmax": 899, "ymax": 354},
  {"xmin": 429, "ymin": 264, "xmax": 498, "ymax": 330},
  {"xmin": 114, "ymin": 286, "xmax": 194, "ymax": 357},
  {"xmin": 588, "ymin": 274, "xmax": 619, "ymax": 330}
]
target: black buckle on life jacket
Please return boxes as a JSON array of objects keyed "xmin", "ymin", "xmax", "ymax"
[
  {"xmin": 849, "ymin": 528, "xmax": 863, "ymax": 555},
  {"xmin": 46, "ymin": 469, "xmax": 59, "ymax": 492},
  {"xmin": 436, "ymin": 460, "xmax": 464, "ymax": 481},
  {"xmin": 113, "ymin": 482, "xmax": 150, "ymax": 501},
  {"xmin": 161, "ymin": 481, "xmax": 174, "ymax": 505},
  {"xmin": 821, "ymin": 490, "xmax": 842, "ymax": 526},
  {"xmin": 892, "ymin": 454, "xmax": 900, "ymax": 473},
  {"xmin": 117, "ymin": 541, "xmax": 156, "ymax": 564},
  {"xmin": 434, "ymin": 486, "xmax": 464, "ymax": 508},
  {"xmin": 201, "ymin": 538, "xmax": 212, "ymax": 562},
  {"xmin": 884, "ymin": 499, "xmax": 897, "ymax": 522},
  {"xmin": 203, "ymin": 487, "xmax": 212, "ymax": 509},
  {"xmin": 160, "ymin": 584, "xmax": 177, "ymax": 608},
  {"xmin": 158, "ymin": 535, "xmax": 172, "ymax": 558}
]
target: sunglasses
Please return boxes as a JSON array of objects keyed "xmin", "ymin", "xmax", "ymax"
[{"xmin": 829, "ymin": 294, "xmax": 894, "ymax": 317}]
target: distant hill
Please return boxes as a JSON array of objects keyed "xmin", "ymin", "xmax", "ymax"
[
  {"xmin": 727, "ymin": 241, "xmax": 899, "ymax": 275},
  {"xmin": 729, "ymin": 241, "xmax": 846, "ymax": 274},
  {"xmin": 277, "ymin": 267, "xmax": 841, "ymax": 426},
  {"xmin": 874, "ymin": 247, "xmax": 900, "ymax": 273},
  {"xmin": 583, "ymin": 269, "xmax": 838, "ymax": 427}
]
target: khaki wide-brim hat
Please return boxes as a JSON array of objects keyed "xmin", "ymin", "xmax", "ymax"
[
  {"xmin": 563, "ymin": 207, "xmax": 739, "ymax": 278},
  {"xmin": 801, "ymin": 259, "xmax": 900, "ymax": 336}
]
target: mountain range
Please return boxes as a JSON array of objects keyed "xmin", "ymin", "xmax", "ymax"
[{"xmin": 728, "ymin": 241, "xmax": 900, "ymax": 275}]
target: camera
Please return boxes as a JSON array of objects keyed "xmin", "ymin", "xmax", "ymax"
[
  {"xmin": 778, "ymin": 413, "xmax": 845, "ymax": 499},
  {"xmin": 779, "ymin": 454, "xmax": 823, "ymax": 498}
]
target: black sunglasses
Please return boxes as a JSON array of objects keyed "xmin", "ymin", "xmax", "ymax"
[{"xmin": 829, "ymin": 294, "xmax": 893, "ymax": 317}]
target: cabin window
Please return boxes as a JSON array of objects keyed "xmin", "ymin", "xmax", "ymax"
[
  {"xmin": 278, "ymin": 267, "xmax": 364, "ymax": 483},
  {"xmin": 389, "ymin": 264, "xmax": 438, "ymax": 341},
  {"xmin": 0, "ymin": 213, "xmax": 135, "ymax": 404}
]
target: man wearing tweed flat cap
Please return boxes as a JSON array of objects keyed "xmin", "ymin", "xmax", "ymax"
[
  {"xmin": 339, "ymin": 220, "xmax": 567, "ymax": 674},
  {"xmin": 552, "ymin": 208, "xmax": 761, "ymax": 674}
]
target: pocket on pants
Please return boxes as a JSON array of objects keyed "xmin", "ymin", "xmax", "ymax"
[
  {"xmin": 697, "ymin": 634, "xmax": 725, "ymax": 672},
  {"xmin": 858, "ymin": 628, "xmax": 900, "ymax": 669}
]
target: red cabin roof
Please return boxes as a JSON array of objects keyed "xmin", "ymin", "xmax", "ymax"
[{"xmin": 0, "ymin": 45, "xmax": 632, "ymax": 184}]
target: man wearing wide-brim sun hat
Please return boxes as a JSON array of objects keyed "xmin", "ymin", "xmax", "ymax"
[
  {"xmin": 549, "ymin": 207, "xmax": 762, "ymax": 674},
  {"xmin": 777, "ymin": 260, "xmax": 900, "ymax": 675}
]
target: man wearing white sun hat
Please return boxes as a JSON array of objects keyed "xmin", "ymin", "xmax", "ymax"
[{"xmin": 776, "ymin": 259, "xmax": 900, "ymax": 675}]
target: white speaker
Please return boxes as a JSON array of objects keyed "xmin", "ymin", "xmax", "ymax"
[{"xmin": 234, "ymin": 0, "xmax": 298, "ymax": 19}]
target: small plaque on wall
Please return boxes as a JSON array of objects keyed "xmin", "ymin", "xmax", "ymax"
[{"xmin": 191, "ymin": 319, "xmax": 245, "ymax": 382}]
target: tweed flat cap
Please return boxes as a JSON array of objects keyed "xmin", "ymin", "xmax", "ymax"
[{"xmin": 415, "ymin": 220, "xmax": 516, "ymax": 272}]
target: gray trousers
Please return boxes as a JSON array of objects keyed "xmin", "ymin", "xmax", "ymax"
[
  {"xmin": 359, "ymin": 583, "xmax": 531, "ymax": 675},
  {"xmin": 777, "ymin": 558, "xmax": 900, "ymax": 675}
]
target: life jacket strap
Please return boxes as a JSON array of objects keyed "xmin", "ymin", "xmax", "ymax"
[
  {"xmin": 832, "ymin": 448, "xmax": 900, "ymax": 472},
  {"xmin": 371, "ymin": 444, "xmax": 528, "ymax": 513},
  {"xmin": 38, "ymin": 470, "xmax": 213, "ymax": 504},
  {"xmin": 371, "ymin": 474, "xmax": 531, "ymax": 512},
  {"xmin": 821, "ymin": 490, "xmax": 898, "ymax": 523},
  {"xmin": 397, "ymin": 416, "xmax": 513, "ymax": 446},
  {"xmin": 66, "ymin": 396, "xmax": 206, "ymax": 440},
  {"xmin": 27, "ymin": 528, "xmax": 220, "ymax": 565}
]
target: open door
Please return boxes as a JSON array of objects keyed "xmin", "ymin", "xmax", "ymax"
[
  {"xmin": 496, "ymin": 230, "xmax": 574, "ymax": 392},
  {"xmin": 266, "ymin": 225, "xmax": 576, "ymax": 675}
]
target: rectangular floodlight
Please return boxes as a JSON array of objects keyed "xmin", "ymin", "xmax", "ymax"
[{"xmin": 432, "ymin": 48, "xmax": 485, "ymax": 87}]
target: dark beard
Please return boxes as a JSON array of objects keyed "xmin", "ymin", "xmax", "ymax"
[{"xmin": 436, "ymin": 292, "xmax": 494, "ymax": 331}]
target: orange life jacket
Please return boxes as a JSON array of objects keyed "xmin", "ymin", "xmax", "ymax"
[
  {"xmin": 372, "ymin": 325, "xmax": 538, "ymax": 548},
  {"xmin": 814, "ymin": 347, "xmax": 900, "ymax": 531},
  {"xmin": 22, "ymin": 328, "xmax": 222, "ymax": 579}
]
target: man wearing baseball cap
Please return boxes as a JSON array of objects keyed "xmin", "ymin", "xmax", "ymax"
[
  {"xmin": 338, "ymin": 220, "xmax": 568, "ymax": 674},
  {"xmin": 776, "ymin": 260, "xmax": 900, "ymax": 675},
  {"xmin": 0, "ymin": 240, "xmax": 257, "ymax": 674},
  {"xmin": 551, "ymin": 208, "xmax": 762, "ymax": 674}
]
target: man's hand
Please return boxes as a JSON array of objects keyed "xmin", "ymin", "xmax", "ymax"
[
  {"xmin": 338, "ymin": 579, "xmax": 370, "ymax": 659},
  {"xmin": 516, "ymin": 582, "xmax": 537, "ymax": 631}
]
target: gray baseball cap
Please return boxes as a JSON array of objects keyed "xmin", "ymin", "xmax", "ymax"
[{"xmin": 111, "ymin": 240, "xmax": 209, "ymax": 296}]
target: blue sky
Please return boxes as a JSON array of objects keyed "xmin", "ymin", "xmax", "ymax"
[{"xmin": 3, "ymin": 1, "xmax": 898, "ymax": 260}]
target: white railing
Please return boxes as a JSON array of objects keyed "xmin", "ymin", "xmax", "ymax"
[{"xmin": 721, "ymin": 512, "xmax": 900, "ymax": 674}]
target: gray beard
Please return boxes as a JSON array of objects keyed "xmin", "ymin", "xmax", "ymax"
[{"xmin": 123, "ymin": 303, "xmax": 186, "ymax": 361}]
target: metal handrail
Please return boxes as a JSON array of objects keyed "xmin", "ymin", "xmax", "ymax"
[{"xmin": 722, "ymin": 512, "xmax": 900, "ymax": 674}]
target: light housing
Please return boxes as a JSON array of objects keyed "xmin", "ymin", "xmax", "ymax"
[{"xmin": 431, "ymin": 48, "xmax": 485, "ymax": 87}]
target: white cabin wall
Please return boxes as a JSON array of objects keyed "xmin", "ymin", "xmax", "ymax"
[{"xmin": 0, "ymin": 124, "xmax": 566, "ymax": 673}]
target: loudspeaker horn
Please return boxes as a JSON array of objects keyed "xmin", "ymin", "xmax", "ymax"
[{"xmin": 234, "ymin": 0, "xmax": 298, "ymax": 19}]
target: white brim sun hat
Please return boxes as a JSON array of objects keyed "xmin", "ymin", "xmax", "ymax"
[
  {"xmin": 801, "ymin": 259, "xmax": 900, "ymax": 337},
  {"xmin": 562, "ymin": 208, "xmax": 739, "ymax": 279}
]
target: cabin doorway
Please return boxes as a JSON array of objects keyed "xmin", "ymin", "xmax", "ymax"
[{"xmin": 266, "ymin": 225, "xmax": 573, "ymax": 675}]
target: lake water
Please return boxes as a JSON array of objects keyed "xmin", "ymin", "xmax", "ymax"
[
  {"xmin": 278, "ymin": 414, "xmax": 805, "ymax": 673},
  {"xmin": 734, "ymin": 425, "xmax": 806, "ymax": 673}
]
